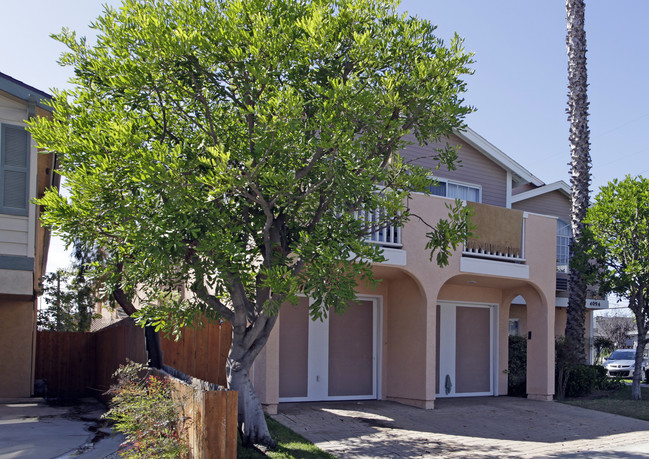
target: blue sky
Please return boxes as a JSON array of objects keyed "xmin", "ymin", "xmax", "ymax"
[{"xmin": 3, "ymin": 0, "xmax": 648, "ymax": 273}]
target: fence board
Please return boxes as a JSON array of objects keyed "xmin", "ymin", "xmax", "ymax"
[{"xmin": 160, "ymin": 320, "xmax": 231, "ymax": 387}]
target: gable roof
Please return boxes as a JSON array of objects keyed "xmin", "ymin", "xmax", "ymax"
[
  {"xmin": 0, "ymin": 72, "xmax": 52, "ymax": 112},
  {"xmin": 454, "ymin": 126, "xmax": 544, "ymax": 188},
  {"xmin": 510, "ymin": 180, "xmax": 570, "ymax": 203}
]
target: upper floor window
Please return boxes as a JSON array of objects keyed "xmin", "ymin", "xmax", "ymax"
[
  {"xmin": 0, "ymin": 124, "xmax": 30, "ymax": 216},
  {"xmin": 428, "ymin": 179, "xmax": 481, "ymax": 203},
  {"xmin": 557, "ymin": 219, "xmax": 571, "ymax": 273}
]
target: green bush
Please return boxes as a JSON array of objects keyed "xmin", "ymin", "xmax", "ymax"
[
  {"xmin": 104, "ymin": 361, "xmax": 189, "ymax": 458},
  {"xmin": 508, "ymin": 335, "xmax": 527, "ymax": 397},
  {"xmin": 564, "ymin": 364, "xmax": 598, "ymax": 397}
]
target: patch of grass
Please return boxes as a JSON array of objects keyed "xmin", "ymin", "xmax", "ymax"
[
  {"xmin": 561, "ymin": 385, "xmax": 649, "ymax": 422},
  {"xmin": 237, "ymin": 415, "xmax": 337, "ymax": 459}
]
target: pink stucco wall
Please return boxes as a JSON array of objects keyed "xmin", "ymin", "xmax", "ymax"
[{"xmin": 254, "ymin": 194, "xmax": 558, "ymax": 410}]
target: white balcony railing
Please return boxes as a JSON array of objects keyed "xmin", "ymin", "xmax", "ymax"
[{"xmin": 356, "ymin": 209, "xmax": 402, "ymax": 248}]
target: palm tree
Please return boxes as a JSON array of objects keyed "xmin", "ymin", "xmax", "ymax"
[{"xmin": 565, "ymin": 0, "xmax": 591, "ymax": 363}]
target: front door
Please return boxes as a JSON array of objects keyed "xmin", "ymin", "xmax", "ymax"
[
  {"xmin": 279, "ymin": 297, "xmax": 380, "ymax": 402},
  {"xmin": 436, "ymin": 302, "xmax": 496, "ymax": 397}
]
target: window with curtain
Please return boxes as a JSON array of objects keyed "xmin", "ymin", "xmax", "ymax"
[{"xmin": 428, "ymin": 179, "xmax": 481, "ymax": 203}]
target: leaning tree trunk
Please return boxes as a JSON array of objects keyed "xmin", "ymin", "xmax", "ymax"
[
  {"xmin": 228, "ymin": 361, "xmax": 275, "ymax": 448},
  {"xmin": 565, "ymin": 0, "xmax": 591, "ymax": 363},
  {"xmin": 227, "ymin": 310, "xmax": 278, "ymax": 448}
]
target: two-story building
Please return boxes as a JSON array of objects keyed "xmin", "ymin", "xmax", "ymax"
[
  {"xmin": 250, "ymin": 127, "xmax": 607, "ymax": 413},
  {"xmin": 0, "ymin": 72, "xmax": 56, "ymax": 398}
]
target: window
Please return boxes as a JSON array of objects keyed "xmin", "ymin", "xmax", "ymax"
[
  {"xmin": 0, "ymin": 124, "xmax": 30, "ymax": 216},
  {"xmin": 557, "ymin": 219, "xmax": 571, "ymax": 273},
  {"xmin": 428, "ymin": 179, "xmax": 481, "ymax": 203}
]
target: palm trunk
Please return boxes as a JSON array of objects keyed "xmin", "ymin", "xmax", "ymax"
[{"xmin": 565, "ymin": 0, "xmax": 591, "ymax": 363}]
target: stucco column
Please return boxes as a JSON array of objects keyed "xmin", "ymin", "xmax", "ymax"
[
  {"xmin": 498, "ymin": 295, "xmax": 513, "ymax": 396},
  {"xmin": 251, "ymin": 318, "xmax": 280, "ymax": 414},
  {"xmin": 521, "ymin": 286, "xmax": 555, "ymax": 400}
]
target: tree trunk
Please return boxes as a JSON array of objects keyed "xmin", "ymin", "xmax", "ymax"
[
  {"xmin": 631, "ymin": 318, "xmax": 647, "ymax": 400},
  {"xmin": 113, "ymin": 287, "xmax": 163, "ymax": 369},
  {"xmin": 228, "ymin": 338, "xmax": 276, "ymax": 448},
  {"xmin": 631, "ymin": 341, "xmax": 645, "ymax": 401},
  {"xmin": 565, "ymin": 0, "xmax": 591, "ymax": 363}
]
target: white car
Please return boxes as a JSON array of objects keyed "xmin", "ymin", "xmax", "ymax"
[{"xmin": 603, "ymin": 349, "xmax": 646, "ymax": 378}]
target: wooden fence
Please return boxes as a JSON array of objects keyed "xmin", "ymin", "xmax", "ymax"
[
  {"xmin": 36, "ymin": 318, "xmax": 148, "ymax": 399},
  {"xmin": 35, "ymin": 330, "xmax": 97, "ymax": 399},
  {"xmin": 155, "ymin": 368, "xmax": 238, "ymax": 459},
  {"xmin": 160, "ymin": 320, "xmax": 232, "ymax": 387},
  {"xmin": 36, "ymin": 317, "xmax": 232, "ymax": 397},
  {"xmin": 36, "ymin": 319, "xmax": 237, "ymax": 458}
]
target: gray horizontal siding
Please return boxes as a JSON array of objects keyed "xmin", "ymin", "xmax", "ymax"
[
  {"xmin": 512, "ymin": 190, "xmax": 570, "ymax": 222},
  {"xmin": 398, "ymin": 133, "xmax": 507, "ymax": 207}
]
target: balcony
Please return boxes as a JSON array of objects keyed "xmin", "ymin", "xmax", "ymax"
[
  {"xmin": 358, "ymin": 209, "xmax": 402, "ymax": 248},
  {"xmin": 462, "ymin": 202, "xmax": 525, "ymax": 263}
]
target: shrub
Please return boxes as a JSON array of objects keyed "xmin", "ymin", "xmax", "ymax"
[
  {"xmin": 508, "ymin": 335, "xmax": 527, "ymax": 397},
  {"xmin": 104, "ymin": 361, "xmax": 189, "ymax": 458},
  {"xmin": 564, "ymin": 364, "xmax": 598, "ymax": 397}
]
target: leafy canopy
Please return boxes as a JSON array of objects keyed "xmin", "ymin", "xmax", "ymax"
[
  {"xmin": 580, "ymin": 176, "xmax": 649, "ymax": 304},
  {"xmin": 577, "ymin": 176, "xmax": 649, "ymax": 349},
  {"xmin": 30, "ymin": 0, "xmax": 474, "ymax": 334}
]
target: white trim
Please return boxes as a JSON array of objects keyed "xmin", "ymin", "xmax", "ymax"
[
  {"xmin": 436, "ymin": 301, "xmax": 498, "ymax": 398},
  {"xmin": 379, "ymin": 247, "xmax": 406, "ymax": 266},
  {"xmin": 460, "ymin": 257, "xmax": 530, "ymax": 279},
  {"xmin": 454, "ymin": 127, "xmax": 544, "ymax": 187},
  {"xmin": 511, "ymin": 180, "xmax": 571, "ymax": 203},
  {"xmin": 307, "ymin": 298, "xmax": 329, "ymax": 401},
  {"xmin": 506, "ymin": 171, "xmax": 512, "ymax": 209},
  {"xmin": 27, "ymin": 136, "xmax": 37, "ymax": 259},
  {"xmin": 437, "ymin": 304, "xmax": 456, "ymax": 397}
]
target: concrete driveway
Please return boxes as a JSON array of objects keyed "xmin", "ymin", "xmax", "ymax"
[
  {"xmin": 272, "ymin": 397, "xmax": 649, "ymax": 458},
  {"xmin": 0, "ymin": 398, "xmax": 123, "ymax": 459}
]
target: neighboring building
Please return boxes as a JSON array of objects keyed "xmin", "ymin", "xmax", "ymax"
[
  {"xmin": 252, "ymin": 127, "xmax": 597, "ymax": 413},
  {"xmin": 0, "ymin": 72, "xmax": 56, "ymax": 398}
]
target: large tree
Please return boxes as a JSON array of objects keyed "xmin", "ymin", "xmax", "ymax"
[
  {"xmin": 565, "ymin": 0, "xmax": 592, "ymax": 361},
  {"xmin": 579, "ymin": 176, "xmax": 649, "ymax": 400},
  {"xmin": 29, "ymin": 0, "xmax": 473, "ymax": 446}
]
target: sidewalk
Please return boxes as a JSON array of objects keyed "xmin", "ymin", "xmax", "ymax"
[{"xmin": 0, "ymin": 398, "xmax": 123, "ymax": 459}]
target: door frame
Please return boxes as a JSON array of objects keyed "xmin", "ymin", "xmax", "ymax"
[
  {"xmin": 436, "ymin": 301, "xmax": 498, "ymax": 398},
  {"xmin": 279, "ymin": 294, "xmax": 382, "ymax": 402}
]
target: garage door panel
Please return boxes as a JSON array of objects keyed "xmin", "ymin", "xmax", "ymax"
[
  {"xmin": 328, "ymin": 300, "xmax": 374, "ymax": 397},
  {"xmin": 279, "ymin": 298, "xmax": 310, "ymax": 398},
  {"xmin": 455, "ymin": 306, "xmax": 491, "ymax": 394}
]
